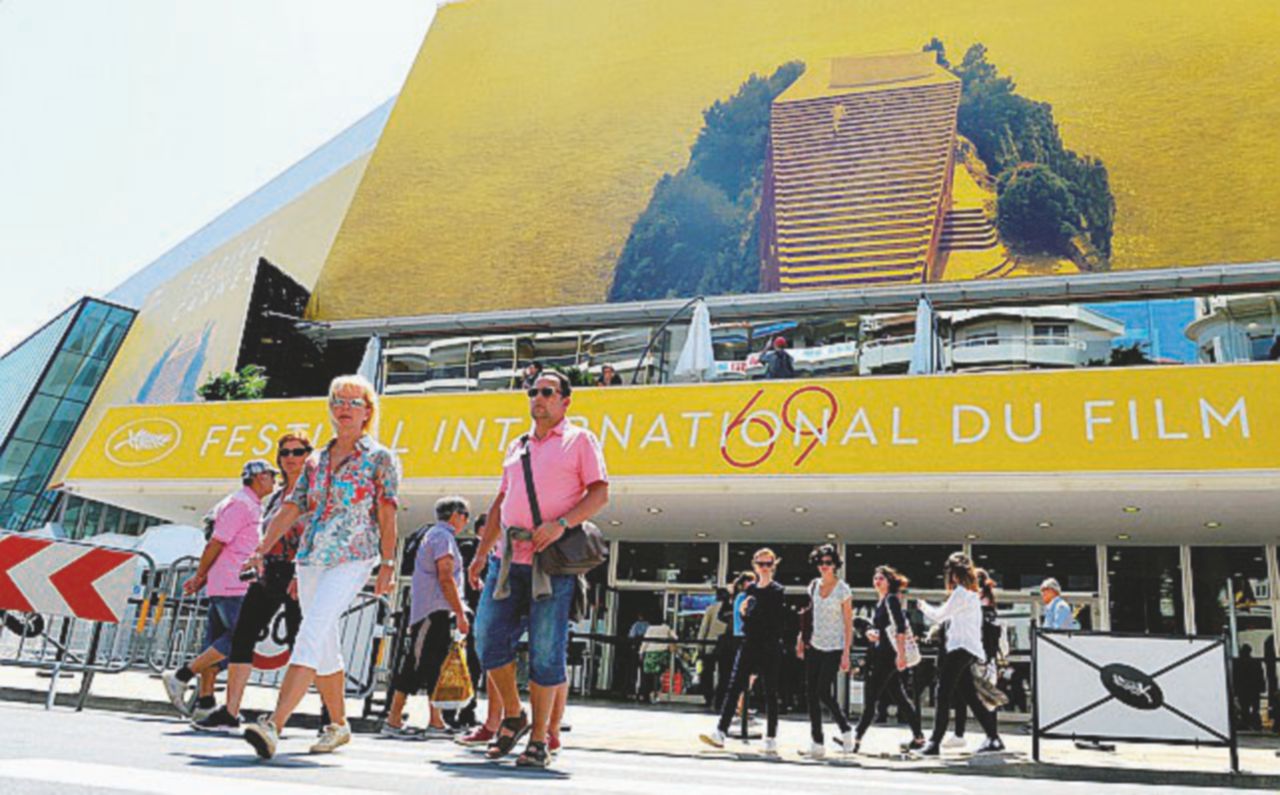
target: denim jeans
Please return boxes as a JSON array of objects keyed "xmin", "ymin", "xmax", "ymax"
[
  {"xmin": 475, "ymin": 557, "xmax": 575, "ymax": 687},
  {"xmin": 204, "ymin": 595, "xmax": 245, "ymax": 658}
]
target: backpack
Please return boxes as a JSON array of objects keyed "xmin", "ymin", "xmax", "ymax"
[{"xmin": 400, "ymin": 524, "xmax": 430, "ymax": 577}]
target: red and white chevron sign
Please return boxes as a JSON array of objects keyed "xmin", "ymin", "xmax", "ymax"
[{"xmin": 0, "ymin": 534, "xmax": 138, "ymax": 623}]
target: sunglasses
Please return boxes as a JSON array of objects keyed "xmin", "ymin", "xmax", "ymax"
[
  {"xmin": 753, "ymin": 559, "xmax": 775, "ymax": 568},
  {"xmin": 279, "ymin": 447, "xmax": 311, "ymax": 458},
  {"xmin": 527, "ymin": 387, "xmax": 560, "ymax": 398},
  {"xmin": 330, "ymin": 397, "xmax": 368, "ymax": 409},
  {"xmin": 816, "ymin": 559, "xmax": 836, "ymax": 567}
]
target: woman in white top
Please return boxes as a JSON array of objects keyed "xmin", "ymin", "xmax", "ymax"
[
  {"xmin": 797, "ymin": 544, "xmax": 854, "ymax": 758},
  {"xmin": 916, "ymin": 552, "xmax": 1004, "ymax": 756}
]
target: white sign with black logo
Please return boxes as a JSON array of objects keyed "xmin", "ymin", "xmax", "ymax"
[{"xmin": 1033, "ymin": 630, "xmax": 1236, "ymax": 770}]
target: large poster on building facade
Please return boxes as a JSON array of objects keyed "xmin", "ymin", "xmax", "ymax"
[{"xmin": 312, "ymin": 0, "xmax": 1280, "ymax": 321}]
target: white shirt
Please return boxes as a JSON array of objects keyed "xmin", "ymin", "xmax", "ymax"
[
  {"xmin": 808, "ymin": 579, "xmax": 852, "ymax": 652},
  {"xmin": 919, "ymin": 587, "xmax": 984, "ymax": 661}
]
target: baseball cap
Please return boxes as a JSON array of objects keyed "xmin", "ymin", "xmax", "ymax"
[
  {"xmin": 241, "ymin": 459, "xmax": 278, "ymax": 479},
  {"xmin": 1040, "ymin": 577, "xmax": 1062, "ymax": 592}
]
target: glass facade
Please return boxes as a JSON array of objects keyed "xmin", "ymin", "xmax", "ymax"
[
  {"xmin": 1107, "ymin": 546, "xmax": 1185, "ymax": 635},
  {"xmin": 726, "ymin": 542, "xmax": 822, "ymax": 588},
  {"xmin": 845, "ymin": 544, "xmax": 960, "ymax": 591},
  {"xmin": 1191, "ymin": 547, "xmax": 1271, "ymax": 642},
  {"xmin": 58, "ymin": 494, "xmax": 163, "ymax": 541},
  {"xmin": 973, "ymin": 544, "xmax": 1099, "ymax": 594},
  {"xmin": 616, "ymin": 541, "xmax": 718, "ymax": 585},
  {"xmin": 0, "ymin": 299, "xmax": 134, "ymax": 530}
]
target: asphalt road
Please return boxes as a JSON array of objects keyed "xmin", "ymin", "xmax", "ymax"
[{"xmin": 0, "ymin": 702, "xmax": 1239, "ymax": 794}]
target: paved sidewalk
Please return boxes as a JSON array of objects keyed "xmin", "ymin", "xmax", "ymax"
[{"xmin": 2, "ymin": 664, "xmax": 1277, "ymax": 788}]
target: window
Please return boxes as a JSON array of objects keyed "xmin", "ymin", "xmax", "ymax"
[
  {"xmin": 616, "ymin": 542, "xmax": 718, "ymax": 585},
  {"xmin": 1032, "ymin": 323, "xmax": 1070, "ymax": 345},
  {"xmin": 1108, "ymin": 546, "xmax": 1184, "ymax": 635},
  {"xmin": 846, "ymin": 544, "xmax": 960, "ymax": 591},
  {"xmin": 727, "ymin": 543, "xmax": 822, "ymax": 588},
  {"xmin": 1248, "ymin": 334, "xmax": 1277, "ymax": 362},
  {"xmin": 1192, "ymin": 547, "xmax": 1270, "ymax": 641},
  {"xmin": 972, "ymin": 545, "xmax": 1098, "ymax": 594}
]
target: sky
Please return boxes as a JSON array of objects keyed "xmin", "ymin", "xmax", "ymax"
[{"xmin": 0, "ymin": 1, "xmax": 436, "ymax": 354}]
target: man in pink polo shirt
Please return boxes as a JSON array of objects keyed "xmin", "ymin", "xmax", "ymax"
[{"xmin": 468, "ymin": 370, "xmax": 609, "ymax": 768}]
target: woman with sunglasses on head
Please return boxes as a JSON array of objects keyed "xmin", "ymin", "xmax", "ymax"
[
  {"xmin": 916, "ymin": 553, "xmax": 1004, "ymax": 756},
  {"xmin": 700, "ymin": 549, "xmax": 785, "ymax": 755},
  {"xmin": 242, "ymin": 375, "xmax": 402, "ymax": 759},
  {"xmin": 798, "ymin": 544, "xmax": 854, "ymax": 757},
  {"xmin": 853, "ymin": 565, "xmax": 925, "ymax": 753},
  {"xmin": 192, "ymin": 432, "xmax": 312, "ymax": 732}
]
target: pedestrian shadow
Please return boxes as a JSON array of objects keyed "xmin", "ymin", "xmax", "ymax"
[
  {"xmin": 432, "ymin": 759, "xmax": 571, "ymax": 780},
  {"xmin": 178, "ymin": 752, "xmax": 327, "ymax": 770}
]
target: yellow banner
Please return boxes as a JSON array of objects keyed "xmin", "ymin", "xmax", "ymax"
[{"xmin": 67, "ymin": 364, "xmax": 1279, "ymax": 483}]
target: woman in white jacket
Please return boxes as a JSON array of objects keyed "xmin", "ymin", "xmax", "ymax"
[{"xmin": 916, "ymin": 552, "xmax": 1004, "ymax": 756}]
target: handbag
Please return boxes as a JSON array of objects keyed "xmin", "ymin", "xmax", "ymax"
[
  {"xmin": 902, "ymin": 624, "xmax": 922, "ymax": 668},
  {"xmin": 972, "ymin": 659, "xmax": 1009, "ymax": 711},
  {"xmin": 519, "ymin": 435, "xmax": 608, "ymax": 576},
  {"xmin": 430, "ymin": 639, "xmax": 475, "ymax": 710}
]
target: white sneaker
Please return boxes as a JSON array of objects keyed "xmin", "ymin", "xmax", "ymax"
[
  {"xmin": 943, "ymin": 734, "xmax": 967, "ymax": 749},
  {"xmin": 807, "ymin": 741, "xmax": 826, "ymax": 759},
  {"xmin": 244, "ymin": 717, "xmax": 279, "ymax": 760},
  {"xmin": 190, "ymin": 702, "xmax": 216, "ymax": 723},
  {"xmin": 699, "ymin": 728, "xmax": 726, "ymax": 749},
  {"xmin": 975, "ymin": 736, "xmax": 1005, "ymax": 754},
  {"xmin": 310, "ymin": 723, "xmax": 352, "ymax": 754},
  {"xmin": 421, "ymin": 725, "xmax": 456, "ymax": 740},
  {"xmin": 161, "ymin": 671, "xmax": 190, "ymax": 716},
  {"xmin": 840, "ymin": 730, "xmax": 855, "ymax": 753},
  {"xmin": 762, "ymin": 737, "xmax": 778, "ymax": 756}
]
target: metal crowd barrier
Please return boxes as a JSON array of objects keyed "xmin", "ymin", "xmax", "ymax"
[
  {"xmin": 0, "ymin": 546, "xmax": 394, "ymax": 712},
  {"xmin": 0, "ymin": 536, "xmax": 162, "ymax": 710}
]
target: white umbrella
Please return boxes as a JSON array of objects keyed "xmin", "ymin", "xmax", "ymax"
[
  {"xmin": 673, "ymin": 299, "xmax": 716, "ymax": 382},
  {"xmin": 908, "ymin": 297, "xmax": 938, "ymax": 375},
  {"xmin": 357, "ymin": 333, "xmax": 383, "ymax": 388}
]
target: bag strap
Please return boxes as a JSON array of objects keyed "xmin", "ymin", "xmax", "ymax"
[{"xmin": 519, "ymin": 434, "xmax": 543, "ymax": 527}]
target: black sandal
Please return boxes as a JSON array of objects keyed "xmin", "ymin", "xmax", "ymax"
[
  {"xmin": 516, "ymin": 740, "xmax": 550, "ymax": 768},
  {"xmin": 485, "ymin": 712, "xmax": 530, "ymax": 760}
]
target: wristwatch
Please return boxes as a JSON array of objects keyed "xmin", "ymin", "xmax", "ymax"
[
  {"xmin": 380, "ymin": 558, "xmax": 396, "ymax": 569},
  {"xmin": 557, "ymin": 517, "xmax": 570, "ymax": 529}
]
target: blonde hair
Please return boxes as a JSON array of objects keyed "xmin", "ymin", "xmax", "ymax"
[
  {"xmin": 753, "ymin": 547, "xmax": 779, "ymax": 565},
  {"xmin": 328, "ymin": 374, "xmax": 379, "ymax": 438}
]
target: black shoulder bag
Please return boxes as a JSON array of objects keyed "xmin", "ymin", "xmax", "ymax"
[{"xmin": 519, "ymin": 434, "xmax": 608, "ymax": 576}]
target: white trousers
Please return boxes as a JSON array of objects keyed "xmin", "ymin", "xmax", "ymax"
[{"xmin": 292, "ymin": 558, "xmax": 376, "ymax": 676}]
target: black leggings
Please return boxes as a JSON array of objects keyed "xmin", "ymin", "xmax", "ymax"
[
  {"xmin": 228, "ymin": 561, "xmax": 301, "ymax": 665},
  {"xmin": 805, "ymin": 649, "xmax": 851, "ymax": 742},
  {"xmin": 717, "ymin": 642, "xmax": 780, "ymax": 738},
  {"xmin": 856, "ymin": 649, "xmax": 921, "ymax": 739},
  {"xmin": 930, "ymin": 649, "xmax": 998, "ymax": 743}
]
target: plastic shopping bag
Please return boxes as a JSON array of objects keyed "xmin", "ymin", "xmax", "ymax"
[{"xmin": 430, "ymin": 640, "xmax": 474, "ymax": 710}]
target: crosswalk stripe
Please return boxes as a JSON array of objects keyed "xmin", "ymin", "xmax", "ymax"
[
  {"xmin": 332, "ymin": 740, "xmax": 972, "ymax": 794},
  {"xmin": 0, "ymin": 758, "xmax": 381, "ymax": 795}
]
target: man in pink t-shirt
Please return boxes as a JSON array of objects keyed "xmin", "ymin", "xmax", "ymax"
[
  {"xmin": 160, "ymin": 460, "xmax": 275, "ymax": 720},
  {"xmin": 469, "ymin": 370, "xmax": 609, "ymax": 768}
]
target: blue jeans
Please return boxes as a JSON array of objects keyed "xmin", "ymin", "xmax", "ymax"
[
  {"xmin": 204, "ymin": 595, "xmax": 244, "ymax": 659},
  {"xmin": 475, "ymin": 557, "xmax": 575, "ymax": 687}
]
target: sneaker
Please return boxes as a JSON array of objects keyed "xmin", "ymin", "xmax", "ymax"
[
  {"xmin": 191, "ymin": 702, "xmax": 217, "ymax": 723},
  {"xmin": 900, "ymin": 736, "xmax": 926, "ymax": 752},
  {"xmin": 698, "ymin": 728, "xmax": 727, "ymax": 749},
  {"xmin": 191, "ymin": 706, "xmax": 241, "ymax": 733},
  {"xmin": 975, "ymin": 737, "xmax": 1005, "ymax": 754},
  {"xmin": 244, "ymin": 717, "xmax": 279, "ymax": 760},
  {"xmin": 422, "ymin": 725, "xmax": 455, "ymax": 740},
  {"xmin": 161, "ymin": 671, "xmax": 191, "ymax": 716},
  {"xmin": 762, "ymin": 737, "xmax": 778, "ymax": 756},
  {"xmin": 310, "ymin": 723, "xmax": 352, "ymax": 754},
  {"xmin": 807, "ymin": 741, "xmax": 825, "ymax": 759},
  {"xmin": 548, "ymin": 734, "xmax": 561, "ymax": 754},
  {"xmin": 456, "ymin": 725, "xmax": 496, "ymax": 746},
  {"xmin": 380, "ymin": 723, "xmax": 425, "ymax": 740},
  {"xmin": 943, "ymin": 734, "xmax": 967, "ymax": 749},
  {"xmin": 840, "ymin": 730, "xmax": 855, "ymax": 753},
  {"xmin": 918, "ymin": 740, "xmax": 941, "ymax": 757}
]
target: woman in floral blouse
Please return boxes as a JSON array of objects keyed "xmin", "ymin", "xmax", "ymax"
[{"xmin": 242, "ymin": 375, "xmax": 401, "ymax": 760}]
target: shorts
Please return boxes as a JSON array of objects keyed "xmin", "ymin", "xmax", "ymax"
[
  {"xmin": 474, "ymin": 558, "xmax": 575, "ymax": 687},
  {"xmin": 391, "ymin": 610, "xmax": 454, "ymax": 696}
]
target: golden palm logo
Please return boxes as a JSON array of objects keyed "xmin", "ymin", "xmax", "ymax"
[{"xmin": 104, "ymin": 419, "xmax": 182, "ymax": 467}]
